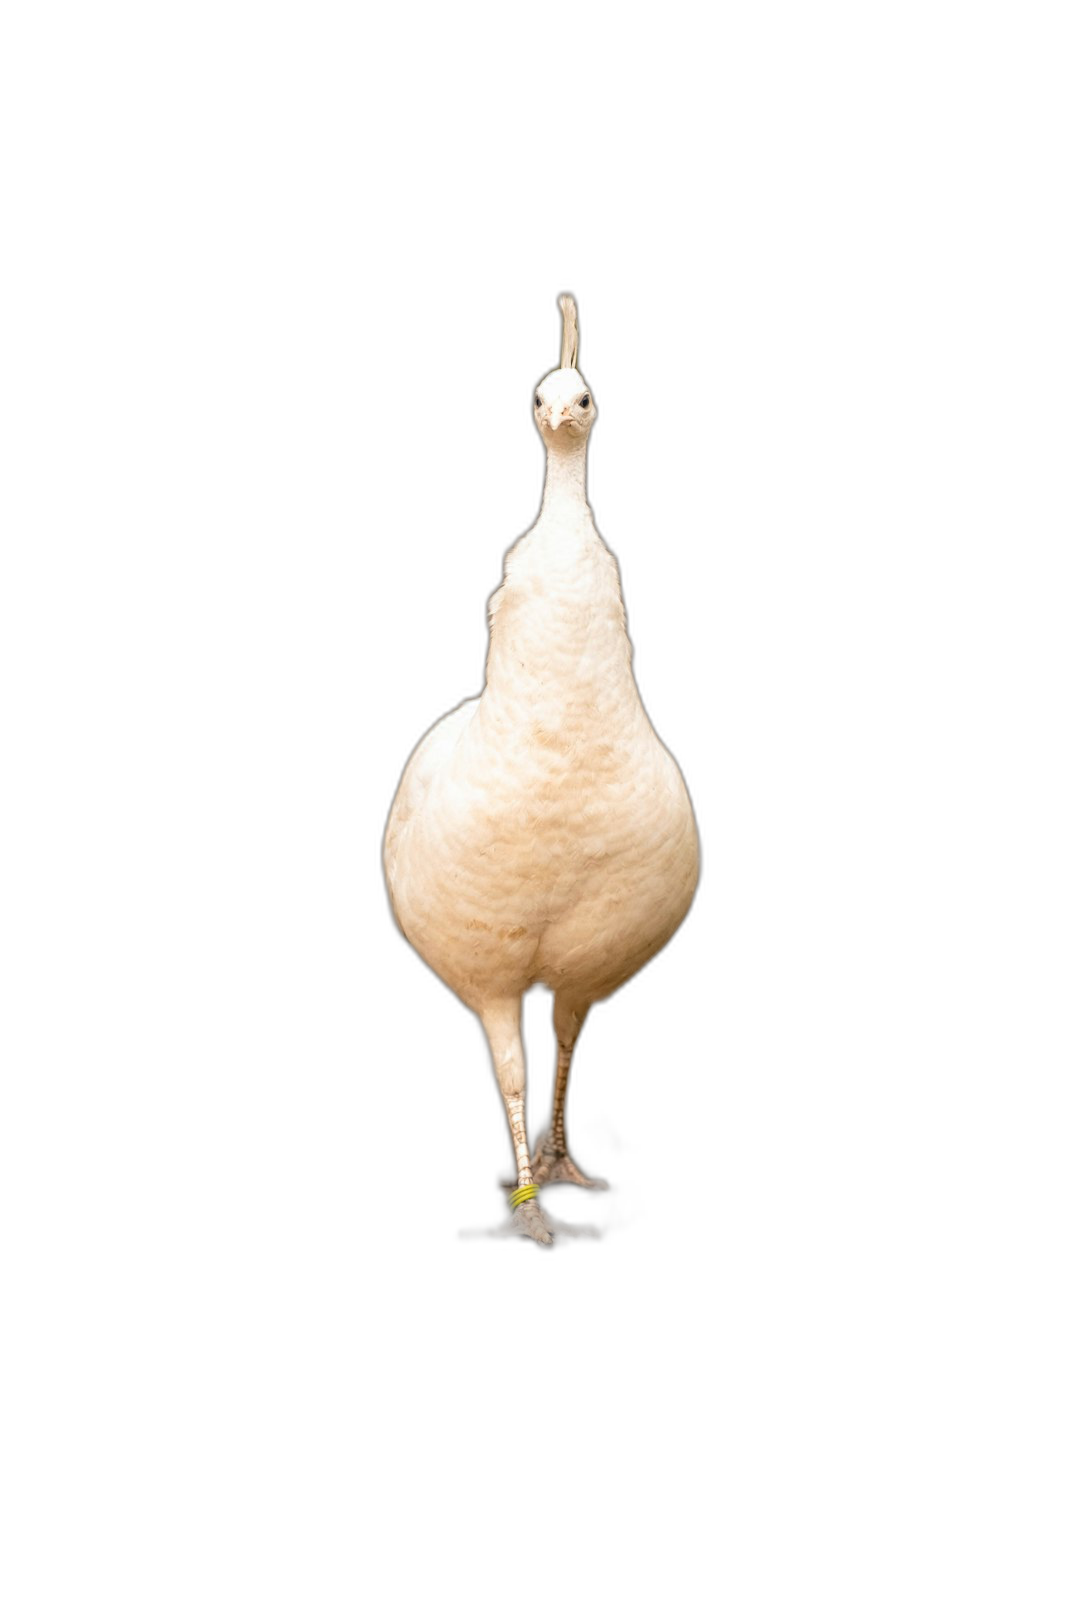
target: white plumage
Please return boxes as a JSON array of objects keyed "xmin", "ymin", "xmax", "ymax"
[{"xmin": 384, "ymin": 296, "xmax": 698, "ymax": 1242}]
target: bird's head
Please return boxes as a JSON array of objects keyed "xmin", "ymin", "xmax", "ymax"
[{"xmin": 534, "ymin": 367, "xmax": 596, "ymax": 446}]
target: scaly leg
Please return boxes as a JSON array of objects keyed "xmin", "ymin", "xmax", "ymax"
[
  {"xmin": 531, "ymin": 984, "xmax": 608, "ymax": 1192},
  {"xmin": 498, "ymin": 991, "xmax": 608, "ymax": 1198},
  {"xmin": 479, "ymin": 998, "xmax": 553, "ymax": 1244}
]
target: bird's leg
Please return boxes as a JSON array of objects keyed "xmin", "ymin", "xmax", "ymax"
[
  {"xmin": 479, "ymin": 998, "xmax": 553, "ymax": 1245},
  {"xmin": 498, "ymin": 991, "xmax": 608, "ymax": 1198},
  {"xmin": 531, "ymin": 991, "xmax": 608, "ymax": 1198}
]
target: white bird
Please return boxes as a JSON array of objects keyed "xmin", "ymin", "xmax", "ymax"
[{"xmin": 383, "ymin": 295, "xmax": 698, "ymax": 1243}]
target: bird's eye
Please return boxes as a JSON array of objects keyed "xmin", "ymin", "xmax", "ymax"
[
  {"xmin": 535, "ymin": 394, "xmax": 541, "ymax": 408},
  {"xmin": 579, "ymin": 394, "xmax": 590, "ymax": 408}
]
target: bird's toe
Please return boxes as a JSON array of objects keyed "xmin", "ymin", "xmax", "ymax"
[
  {"xmin": 459, "ymin": 1198, "xmax": 599, "ymax": 1244},
  {"xmin": 531, "ymin": 1131, "xmax": 609, "ymax": 1189}
]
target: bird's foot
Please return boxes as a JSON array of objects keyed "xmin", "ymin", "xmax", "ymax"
[
  {"xmin": 459, "ymin": 1198, "xmax": 599, "ymax": 1244},
  {"xmin": 498, "ymin": 1134, "xmax": 608, "ymax": 1198}
]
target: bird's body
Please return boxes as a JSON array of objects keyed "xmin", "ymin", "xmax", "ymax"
[{"xmin": 384, "ymin": 299, "xmax": 698, "ymax": 1242}]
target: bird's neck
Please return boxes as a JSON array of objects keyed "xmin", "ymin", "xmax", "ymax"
[
  {"xmin": 482, "ymin": 435, "xmax": 636, "ymax": 723},
  {"xmin": 540, "ymin": 440, "xmax": 589, "ymax": 521}
]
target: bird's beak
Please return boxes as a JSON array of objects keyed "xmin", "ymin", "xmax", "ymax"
[{"xmin": 546, "ymin": 407, "xmax": 566, "ymax": 433}]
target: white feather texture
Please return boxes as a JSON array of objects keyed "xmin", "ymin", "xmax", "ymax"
[
  {"xmin": 563, "ymin": 293, "xmax": 579, "ymax": 369},
  {"xmin": 383, "ymin": 304, "xmax": 698, "ymax": 1237}
]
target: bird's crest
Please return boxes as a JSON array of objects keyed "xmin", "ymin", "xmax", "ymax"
[{"xmin": 559, "ymin": 294, "xmax": 578, "ymax": 370}]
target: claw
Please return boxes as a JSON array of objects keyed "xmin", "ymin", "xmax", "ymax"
[
  {"xmin": 498, "ymin": 1134, "xmax": 608, "ymax": 1198},
  {"xmin": 459, "ymin": 1198, "xmax": 605, "ymax": 1244}
]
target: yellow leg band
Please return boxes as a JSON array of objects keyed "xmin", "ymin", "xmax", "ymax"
[{"xmin": 509, "ymin": 1183, "xmax": 539, "ymax": 1209}]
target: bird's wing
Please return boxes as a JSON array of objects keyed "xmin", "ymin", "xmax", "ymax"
[{"xmin": 383, "ymin": 697, "xmax": 480, "ymax": 883}]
